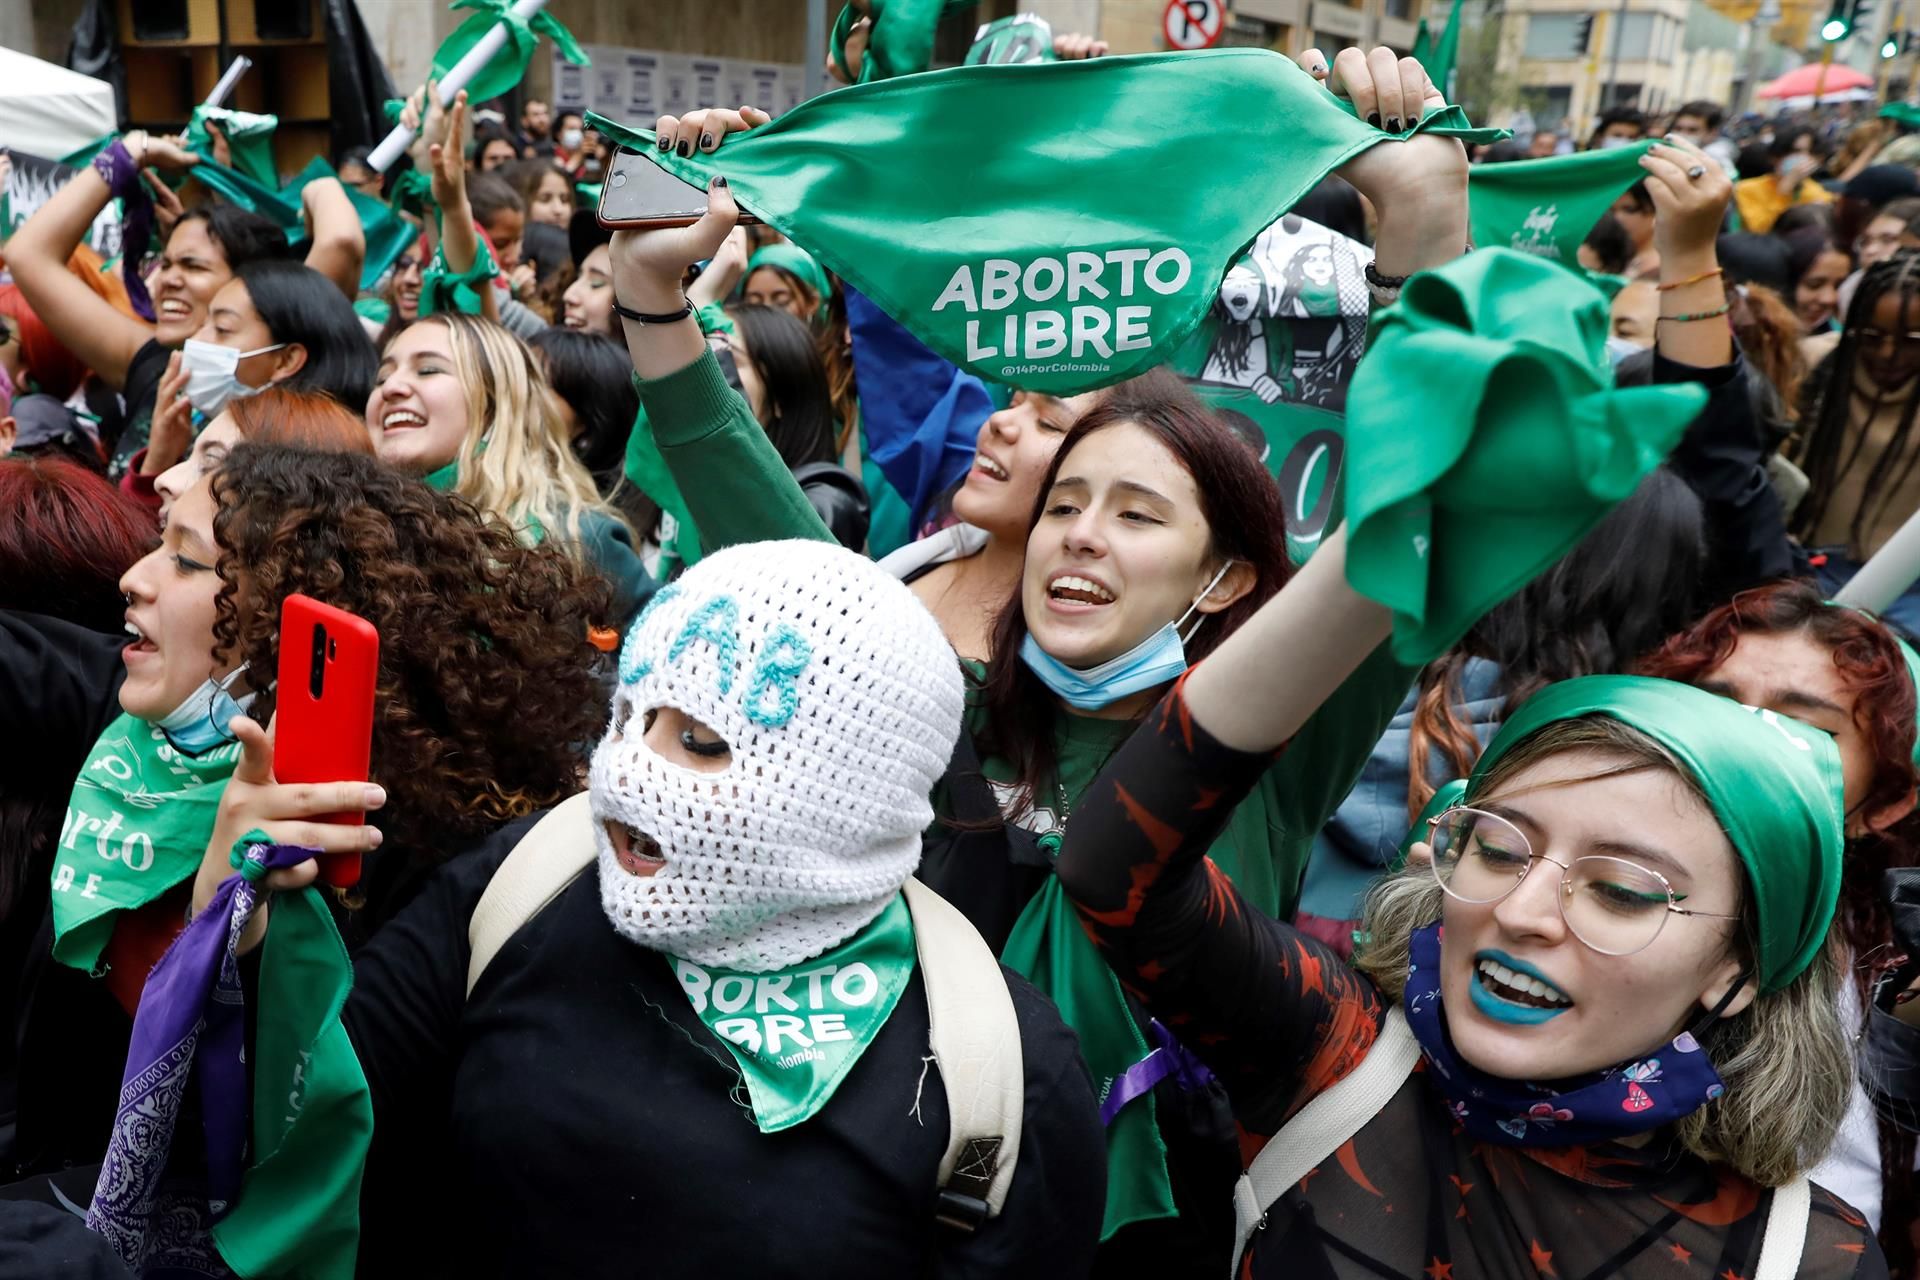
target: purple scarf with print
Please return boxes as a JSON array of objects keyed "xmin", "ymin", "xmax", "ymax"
[
  {"xmin": 1401, "ymin": 921, "xmax": 1728, "ymax": 1149},
  {"xmin": 86, "ymin": 842, "xmax": 317, "ymax": 1275}
]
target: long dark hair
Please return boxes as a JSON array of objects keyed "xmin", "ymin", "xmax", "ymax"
[
  {"xmin": 235, "ymin": 260, "xmax": 379, "ymax": 409},
  {"xmin": 974, "ymin": 371, "xmax": 1294, "ymax": 821},
  {"xmin": 207, "ymin": 444, "xmax": 610, "ymax": 929},
  {"xmin": 526, "ymin": 327, "xmax": 658, "ymax": 534},
  {"xmin": 1406, "ymin": 466, "xmax": 1707, "ymax": 819},
  {"xmin": 726, "ymin": 303, "xmax": 837, "ymax": 469},
  {"xmin": 1792, "ymin": 249, "xmax": 1920, "ymax": 552},
  {"xmin": 173, "ymin": 203, "xmax": 295, "ymax": 271}
]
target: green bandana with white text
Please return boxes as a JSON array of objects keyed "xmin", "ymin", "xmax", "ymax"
[
  {"xmin": 1467, "ymin": 142, "xmax": 1655, "ymax": 268},
  {"xmin": 587, "ymin": 50, "xmax": 1502, "ymax": 396},
  {"xmin": 671, "ymin": 893, "xmax": 916, "ymax": 1133},
  {"xmin": 52, "ymin": 713, "xmax": 238, "ymax": 972}
]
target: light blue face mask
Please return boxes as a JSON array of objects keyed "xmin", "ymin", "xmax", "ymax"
[
  {"xmin": 1605, "ymin": 335, "xmax": 1646, "ymax": 367},
  {"xmin": 1019, "ymin": 561, "xmax": 1236, "ymax": 711},
  {"xmin": 155, "ymin": 665, "xmax": 257, "ymax": 756}
]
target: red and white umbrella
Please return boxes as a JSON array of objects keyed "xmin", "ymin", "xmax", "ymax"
[{"xmin": 1758, "ymin": 62, "xmax": 1875, "ymax": 100}]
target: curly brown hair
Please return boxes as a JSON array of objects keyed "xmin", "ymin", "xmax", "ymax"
[{"xmin": 204, "ymin": 444, "xmax": 610, "ymax": 919}]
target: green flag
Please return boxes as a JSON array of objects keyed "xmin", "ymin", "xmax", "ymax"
[
  {"xmin": 588, "ymin": 51, "xmax": 1501, "ymax": 397},
  {"xmin": 1412, "ymin": 0, "xmax": 1465, "ymax": 98},
  {"xmin": 431, "ymin": 0, "xmax": 588, "ymax": 105},
  {"xmin": 1342, "ymin": 248, "xmax": 1705, "ymax": 665},
  {"xmin": 1466, "ymin": 142, "xmax": 1653, "ymax": 268},
  {"xmin": 186, "ymin": 153, "xmax": 416, "ymax": 292},
  {"xmin": 965, "ymin": 13, "xmax": 1057, "ymax": 66},
  {"xmin": 186, "ymin": 105, "xmax": 281, "ymax": 188}
]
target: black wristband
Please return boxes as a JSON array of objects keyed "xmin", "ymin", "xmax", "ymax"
[
  {"xmin": 1364, "ymin": 260, "xmax": 1411, "ymax": 289},
  {"xmin": 613, "ymin": 298, "xmax": 694, "ymax": 326}
]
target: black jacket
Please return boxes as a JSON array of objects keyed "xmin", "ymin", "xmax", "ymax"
[{"xmin": 794, "ymin": 461, "xmax": 872, "ymax": 553}]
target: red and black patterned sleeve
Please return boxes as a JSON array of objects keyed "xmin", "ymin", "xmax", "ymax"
[{"xmin": 1055, "ymin": 673, "xmax": 1385, "ymax": 1138}]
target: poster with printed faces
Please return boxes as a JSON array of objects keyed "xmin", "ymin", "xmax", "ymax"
[
  {"xmin": 688, "ymin": 59, "xmax": 725, "ymax": 110},
  {"xmin": 747, "ymin": 64, "xmax": 783, "ymax": 115},
  {"xmin": 4, "ymin": 151, "xmax": 122, "ymax": 259},
  {"xmin": 590, "ymin": 50, "xmax": 628, "ymax": 118},
  {"xmin": 1173, "ymin": 212, "xmax": 1371, "ymax": 559},
  {"xmin": 657, "ymin": 55, "xmax": 696, "ymax": 117},
  {"xmin": 554, "ymin": 51, "xmax": 589, "ymax": 111},
  {"xmin": 556, "ymin": 47, "xmax": 807, "ymax": 121}
]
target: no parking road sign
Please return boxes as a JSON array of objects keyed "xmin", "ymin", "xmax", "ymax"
[{"xmin": 1163, "ymin": 0, "xmax": 1224, "ymax": 50}]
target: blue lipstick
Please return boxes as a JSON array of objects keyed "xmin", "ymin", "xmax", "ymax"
[{"xmin": 1467, "ymin": 949, "xmax": 1572, "ymax": 1025}]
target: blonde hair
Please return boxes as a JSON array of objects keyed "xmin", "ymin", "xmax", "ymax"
[
  {"xmin": 1354, "ymin": 715, "xmax": 1852, "ymax": 1188},
  {"xmin": 413, "ymin": 312, "xmax": 626, "ymax": 557}
]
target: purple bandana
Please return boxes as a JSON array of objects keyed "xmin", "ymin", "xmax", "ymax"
[
  {"xmin": 86, "ymin": 838, "xmax": 318, "ymax": 1275},
  {"xmin": 91, "ymin": 140, "xmax": 157, "ymax": 322},
  {"xmin": 1401, "ymin": 921, "xmax": 1728, "ymax": 1148}
]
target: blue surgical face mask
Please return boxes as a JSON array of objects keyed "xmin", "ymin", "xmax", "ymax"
[
  {"xmin": 1605, "ymin": 335, "xmax": 1645, "ymax": 366},
  {"xmin": 155, "ymin": 665, "xmax": 257, "ymax": 756},
  {"xmin": 1020, "ymin": 560, "xmax": 1237, "ymax": 711}
]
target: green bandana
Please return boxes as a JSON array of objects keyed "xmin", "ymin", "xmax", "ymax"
[
  {"xmin": 831, "ymin": 0, "xmax": 973, "ymax": 83},
  {"xmin": 431, "ymin": 0, "xmax": 589, "ymax": 105},
  {"xmin": 1342, "ymin": 248, "xmax": 1705, "ymax": 665},
  {"xmin": 419, "ymin": 232, "xmax": 499, "ymax": 318},
  {"xmin": 388, "ymin": 167, "xmax": 432, "ymax": 221},
  {"xmin": 51, "ymin": 714, "xmax": 238, "ymax": 972},
  {"xmin": 183, "ymin": 154, "xmax": 414, "ymax": 292},
  {"xmin": 1003, "ymin": 878, "xmax": 1170, "ymax": 1239},
  {"xmin": 587, "ymin": 51, "xmax": 1501, "ymax": 396},
  {"xmin": 185, "ymin": 105, "xmax": 280, "ymax": 188},
  {"xmin": 671, "ymin": 893, "xmax": 915, "ymax": 1132},
  {"xmin": 217, "ymin": 848, "xmax": 372, "ymax": 1279},
  {"xmin": 1473, "ymin": 675, "xmax": 1843, "ymax": 993},
  {"xmin": 965, "ymin": 14, "xmax": 1057, "ymax": 66},
  {"xmin": 745, "ymin": 244, "xmax": 831, "ymax": 321},
  {"xmin": 423, "ymin": 457, "xmax": 461, "ymax": 491},
  {"xmin": 1882, "ymin": 101, "xmax": 1920, "ymax": 129},
  {"xmin": 1467, "ymin": 142, "xmax": 1654, "ymax": 268}
]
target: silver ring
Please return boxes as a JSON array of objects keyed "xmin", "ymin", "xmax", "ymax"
[{"xmin": 1686, "ymin": 164, "xmax": 1706, "ymax": 179}]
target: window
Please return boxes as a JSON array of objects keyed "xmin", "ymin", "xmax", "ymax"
[
  {"xmin": 1384, "ymin": 0, "xmax": 1415, "ymax": 17},
  {"xmin": 1612, "ymin": 12, "xmax": 1656, "ymax": 60},
  {"xmin": 1523, "ymin": 12, "xmax": 1588, "ymax": 60}
]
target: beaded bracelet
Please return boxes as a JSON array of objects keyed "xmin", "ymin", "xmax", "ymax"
[
  {"xmin": 1658, "ymin": 302, "xmax": 1732, "ymax": 325},
  {"xmin": 1657, "ymin": 267, "xmax": 1723, "ymax": 292}
]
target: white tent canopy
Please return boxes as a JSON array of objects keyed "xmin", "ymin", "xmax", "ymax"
[{"xmin": 0, "ymin": 47, "xmax": 116, "ymax": 160}]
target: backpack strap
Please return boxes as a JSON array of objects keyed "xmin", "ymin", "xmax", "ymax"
[
  {"xmin": 1753, "ymin": 1175, "xmax": 1810, "ymax": 1280},
  {"xmin": 902, "ymin": 876, "xmax": 1025, "ymax": 1231},
  {"xmin": 1229, "ymin": 1005, "xmax": 1421, "ymax": 1278},
  {"xmin": 466, "ymin": 792, "xmax": 596, "ymax": 997}
]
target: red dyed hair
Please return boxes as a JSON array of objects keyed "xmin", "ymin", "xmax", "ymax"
[
  {"xmin": 0, "ymin": 456, "xmax": 153, "ymax": 632},
  {"xmin": 1640, "ymin": 582, "xmax": 1920, "ymax": 1280},
  {"xmin": 227, "ymin": 386, "xmax": 376, "ymax": 455},
  {"xmin": 0, "ymin": 283, "xmax": 89, "ymax": 401}
]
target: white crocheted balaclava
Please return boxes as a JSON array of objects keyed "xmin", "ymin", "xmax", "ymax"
[{"xmin": 590, "ymin": 539, "xmax": 964, "ymax": 971}]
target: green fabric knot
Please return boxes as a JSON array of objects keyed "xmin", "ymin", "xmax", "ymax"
[
  {"xmin": 419, "ymin": 235, "xmax": 499, "ymax": 318},
  {"xmin": 433, "ymin": 0, "xmax": 589, "ymax": 106},
  {"xmin": 230, "ymin": 829, "xmax": 276, "ymax": 878},
  {"xmin": 1342, "ymin": 248, "xmax": 1706, "ymax": 666},
  {"xmin": 389, "ymin": 168, "xmax": 432, "ymax": 219}
]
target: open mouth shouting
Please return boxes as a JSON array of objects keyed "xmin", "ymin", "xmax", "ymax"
[
  {"xmin": 156, "ymin": 297, "xmax": 194, "ymax": 325},
  {"xmin": 971, "ymin": 452, "xmax": 1009, "ymax": 482},
  {"xmin": 1470, "ymin": 950, "xmax": 1573, "ymax": 1024},
  {"xmin": 1046, "ymin": 570, "xmax": 1116, "ymax": 614},
  {"xmin": 122, "ymin": 613, "xmax": 159, "ymax": 665},
  {"xmin": 605, "ymin": 818, "xmax": 667, "ymax": 878}
]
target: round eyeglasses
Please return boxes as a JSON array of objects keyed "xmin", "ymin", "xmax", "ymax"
[{"xmin": 1425, "ymin": 806, "xmax": 1741, "ymax": 957}]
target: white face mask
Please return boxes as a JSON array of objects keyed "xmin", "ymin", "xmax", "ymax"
[
  {"xmin": 180, "ymin": 338, "xmax": 285, "ymax": 417},
  {"xmin": 559, "ymin": 127, "xmax": 584, "ymax": 150},
  {"xmin": 1597, "ymin": 135, "xmax": 1633, "ymax": 150}
]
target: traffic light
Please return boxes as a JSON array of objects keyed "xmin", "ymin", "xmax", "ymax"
[
  {"xmin": 1571, "ymin": 13, "xmax": 1593, "ymax": 55},
  {"xmin": 1826, "ymin": 0, "xmax": 1878, "ymax": 40}
]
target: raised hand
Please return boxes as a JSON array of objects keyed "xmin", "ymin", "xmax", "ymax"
[{"xmin": 653, "ymin": 105, "xmax": 773, "ymax": 158}]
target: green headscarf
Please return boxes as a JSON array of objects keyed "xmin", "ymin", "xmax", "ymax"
[
  {"xmin": 746, "ymin": 244, "xmax": 832, "ymax": 322},
  {"xmin": 1469, "ymin": 675, "xmax": 1843, "ymax": 994},
  {"xmin": 184, "ymin": 105, "xmax": 280, "ymax": 188},
  {"xmin": 1881, "ymin": 101, "xmax": 1920, "ymax": 129}
]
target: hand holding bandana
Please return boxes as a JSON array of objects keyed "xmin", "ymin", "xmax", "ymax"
[
  {"xmin": 1341, "ymin": 249, "xmax": 1707, "ymax": 665},
  {"xmin": 589, "ymin": 49, "xmax": 1501, "ymax": 396}
]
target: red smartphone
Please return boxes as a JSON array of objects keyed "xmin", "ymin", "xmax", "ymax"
[
  {"xmin": 597, "ymin": 146, "xmax": 762, "ymax": 229},
  {"xmin": 275, "ymin": 594, "xmax": 380, "ymax": 888}
]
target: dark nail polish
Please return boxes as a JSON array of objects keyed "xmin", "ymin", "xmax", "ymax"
[
  {"xmin": 1367, "ymin": 112, "xmax": 1382, "ymax": 128},
  {"xmin": 1386, "ymin": 116, "xmax": 1402, "ymax": 132},
  {"xmin": 712, "ymin": 175, "xmax": 728, "ymax": 189},
  {"xmin": 700, "ymin": 133, "xmax": 715, "ymax": 150},
  {"xmin": 676, "ymin": 140, "xmax": 692, "ymax": 157},
  {"xmin": 657, "ymin": 135, "xmax": 671, "ymax": 151}
]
